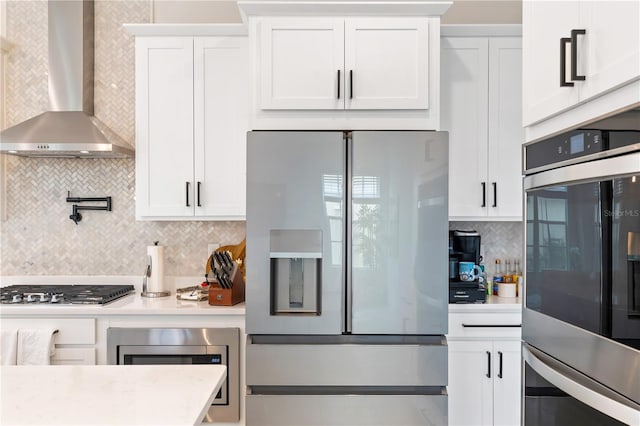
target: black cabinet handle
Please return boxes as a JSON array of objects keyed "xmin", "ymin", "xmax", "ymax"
[
  {"xmin": 492, "ymin": 182, "xmax": 497, "ymax": 207},
  {"xmin": 571, "ymin": 29, "xmax": 586, "ymax": 81},
  {"xmin": 185, "ymin": 182, "xmax": 190, "ymax": 207},
  {"xmin": 560, "ymin": 37, "xmax": 574, "ymax": 87},
  {"xmin": 197, "ymin": 181, "xmax": 202, "ymax": 207},
  {"xmin": 350, "ymin": 70, "xmax": 353, "ymax": 99},
  {"xmin": 498, "ymin": 351, "xmax": 504, "ymax": 378},
  {"xmin": 486, "ymin": 351, "xmax": 491, "ymax": 378},
  {"xmin": 337, "ymin": 70, "xmax": 341, "ymax": 99},
  {"xmin": 481, "ymin": 182, "xmax": 486, "ymax": 207}
]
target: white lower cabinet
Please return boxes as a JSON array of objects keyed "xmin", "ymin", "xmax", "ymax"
[
  {"xmin": 1, "ymin": 318, "xmax": 97, "ymax": 365},
  {"xmin": 449, "ymin": 340, "xmax": 521, "ymax": 426},
  {"xmin": 448, "ymin": 308, "xmax": 522, "ymax": 426}
]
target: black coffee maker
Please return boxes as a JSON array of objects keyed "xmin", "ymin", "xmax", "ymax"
[{"xmin": 449, "ymin": 230, "xmax": 486, "ymax": 303}]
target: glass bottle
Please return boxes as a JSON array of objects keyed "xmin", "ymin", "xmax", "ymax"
[
  {"xmin": 503, "ymin": 259, "xmax": 513, "ymax": 283},
  {"xmin": 492, "ymin": 259, "xmax": 503, "ymax": 295}
]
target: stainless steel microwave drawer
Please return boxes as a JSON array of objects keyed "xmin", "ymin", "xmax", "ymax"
[
  {"xmin": 246, "ymin": 394, "xmax": 447, "ymax": 426},
  {"xmin": 246, "ymin": 342, "xmax": 447, "ymax": 386}
]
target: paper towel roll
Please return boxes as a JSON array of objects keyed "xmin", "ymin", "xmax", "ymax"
[{"xmin": 147, "ymin": 244, "xmax": 165, "ymax": 293}]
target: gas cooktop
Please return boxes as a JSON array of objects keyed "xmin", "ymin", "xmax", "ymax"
[{"xmin": 0, "ymin": 284, "xmax": 135, "ymax": 305}]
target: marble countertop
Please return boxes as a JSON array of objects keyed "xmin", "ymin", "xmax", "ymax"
[{"xmin": 1, "ymin": 364, "xmax": 226, "ymax": 425}]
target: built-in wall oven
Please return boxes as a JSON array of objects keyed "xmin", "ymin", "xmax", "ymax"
[
  {"xmin": 523, "ymin": 110, "xmax": 640, "ymax": 425},
  {"xmin": 107, "ymin": 328, "xmax": 240, "ymax": 423}
]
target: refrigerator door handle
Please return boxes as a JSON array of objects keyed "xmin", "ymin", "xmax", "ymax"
[
  {"xmin": 345, "ymin": 133, "xmax": 353, "ymax": 333},
  {"xmin": 523, "ymin": 344, "xmax": 640, "ymax": 425}
]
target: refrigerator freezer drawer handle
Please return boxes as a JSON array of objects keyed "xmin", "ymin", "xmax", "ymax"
[
  {"xmin": 523, "ymin": 345, "xmax": 640, "ymax": 425},
  {"xmin": 462, "ymin": 324, "xmax": 521, "ymax": 328},
  {"xmin": 270, "ymin": 252, "xmax": 322, "ymax": 259}
]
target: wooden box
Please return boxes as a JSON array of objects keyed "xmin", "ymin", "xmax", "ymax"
[{"xmin": 208, "ymin": 271, "xmax": 245, "ymax": 306}]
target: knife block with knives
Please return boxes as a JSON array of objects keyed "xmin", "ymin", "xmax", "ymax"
[{"xmin": 207, "ymin": 250, "xmax": 245, "ymax": 306}]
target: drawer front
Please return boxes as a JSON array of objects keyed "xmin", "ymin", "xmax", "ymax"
[
  {"xmin": 1, "ymin": 318, "xmax": 95, "ymax": 344},
  {"xmin": 246, "ymin": 394, "xmax": 447, "ymax": 426},
  {"xmin": 448, "ymin": 312, "xmax": 522, "ymax": 339},
  {"xmin": 247, "ymin": 343, "xmax": 447, "ymax": 386}
]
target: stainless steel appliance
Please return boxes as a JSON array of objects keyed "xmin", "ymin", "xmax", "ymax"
[
  {"xmin": 0, "ymin": 284, "xmax": 134, "ymax": 304},
  {"xmin": 107, "ymin": 328, "xmax": 240, "ymax": 423},
  {"xmin": 0, "ymin": 0, "xmax": 133, "ymax": 158},
  {"xmin": 523, "ymin": 110, "xmax": 640, "ymax": 425},
  {"xmin": 449, "ymin": 229, "xmax": 486, "ymax": 303},
  {"xmin": 245, "ymin": 131, "xmax": 449, "ymax": 425}
]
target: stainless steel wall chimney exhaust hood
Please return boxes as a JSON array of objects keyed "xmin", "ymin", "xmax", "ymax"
[{"xmin": 0, "ymin": 0, "xmax": 134, "ymax": 158}]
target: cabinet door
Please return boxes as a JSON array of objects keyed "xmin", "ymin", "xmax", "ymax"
[
  {"xmin": 135, "ymin": 37, "xmax": 195, "ymax": 217},
  {"xmin": 441, "ymin": 37, "xmax": 489, "ymax": 218},
  {"xmin": 522, "ymin": 1, "xmax": 581, "ymax": 126},
  {"xmin": 194, "ymin": 37, "xmax": 249, "ymax": 219},
  {"xmin": 260, "ymin": 18, "xmax": 344, "ymax": 110},
  {"xmin": 345, "ymin": 18, "xmax": 429, "ymax": 110},
  {"xmin": 448, "ymin": 340, "xmax": 494, "ymax": 426},
  {"xmin": 487, "ymin": 37, "xmax": 524, "ymax": 219},
  {"xmin": 579, "ymin": 1, "xmax": 640, "ymax": 103},
  {"xmin": 492, "ymin": 341, "xmax": 522, "ymax": 426}
]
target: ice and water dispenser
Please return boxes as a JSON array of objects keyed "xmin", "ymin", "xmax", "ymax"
[{"xmin": 270, "ymin": 230, "xmax": 322, "ymax": 315}]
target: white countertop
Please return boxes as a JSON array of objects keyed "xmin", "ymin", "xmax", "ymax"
[
  {"xmin": 448, "ymin": 295, "xmax": 522, "ymax": 313},
  {"xmin": 0, "ymin": 276, "xmax": 246, "ymax": 316},
  {"xmin": 0, "ymin": 364, "xmax": 226, "ymax": 425}
]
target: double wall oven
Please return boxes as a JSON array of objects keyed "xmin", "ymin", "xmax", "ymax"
[{"xmin": 523, "ymin": 109, "xmax": 640, "ymax": 425}]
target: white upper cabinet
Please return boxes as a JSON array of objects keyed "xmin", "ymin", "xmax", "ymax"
[
  {"xmin": 442, "ymin": 28, "xmax": 524, "ymax": 221},
  {"xmin": 345, "ymin": 18, "xmax": 429, "ymax": 110},
  {"xmin": 135, "ymin": 37, "xmax": 195, "ymax": 218},
  {"xmin": 523, "ymin": 1, "xmax": 640, "ymax": 141},
  {"xmin": 131, "ymin": 27, "xmax": 249, "ymax": 220},
  {"xmin": 249, "ymin": 14, "xmax": 442, "ymax": 130},
  {"xmin": 260, "ymin": 17, "xmax": 429, "ymax": 111},
  {"xmin": 260, "ymin": 18, "xmax": 344, "ymax": 110}
]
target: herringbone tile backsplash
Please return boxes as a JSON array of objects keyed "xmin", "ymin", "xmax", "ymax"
[
  {"xmin": 1, "ymin": 0, "xmax": 245, "ymax": 277},
  {"xmin": 450, "ymin": 221, "xmax": 524, "ymax": 274},
  {"xmin": 1, "ymin": 1, "xmax": 523, "ymax": 278}
]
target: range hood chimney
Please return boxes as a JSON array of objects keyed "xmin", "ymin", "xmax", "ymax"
[{"xmin": 0, "ymin": 0, "xmax": 134, "ymax": 158}]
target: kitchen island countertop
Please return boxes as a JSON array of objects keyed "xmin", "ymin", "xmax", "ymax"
[{"xmin": 1, "ymin": 364, "xmax": 226, "ymax": 425}]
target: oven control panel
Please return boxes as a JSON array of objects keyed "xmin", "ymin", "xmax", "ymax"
[{"xmin": 525, "ymin": 130, "xmax": 605, "ymax": 172}]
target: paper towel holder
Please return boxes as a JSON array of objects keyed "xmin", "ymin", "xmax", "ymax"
[{"xmin": 141, "ymin": 246, "xmax": 170, "ymax": 298}]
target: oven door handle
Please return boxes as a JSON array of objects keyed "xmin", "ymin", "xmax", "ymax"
[
  {"xmin": 524, "ymin": 151, "xmax": 640, "ymax": 191},
  {"xmin": 523, "ymin": 344, "xmax": 640, "ymax": 425}
]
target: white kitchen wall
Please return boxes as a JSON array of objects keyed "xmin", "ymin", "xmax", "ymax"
[{"xmin": 0, "ymin": 0, "xmax": 245, "ymax": 277}]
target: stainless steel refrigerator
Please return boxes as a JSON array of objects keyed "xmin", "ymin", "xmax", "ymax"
[{"xmin": 245, "ymin": 131, "xmax": 449, "ymax": 425}]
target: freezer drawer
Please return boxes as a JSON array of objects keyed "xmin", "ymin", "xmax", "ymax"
[
  {"xmin": 246, "ymin": 394, "xmax": 447, "ymax": 426},
  {"xmin": 246, "ymin": 341, "xmax": 447, "ymax": 386}
]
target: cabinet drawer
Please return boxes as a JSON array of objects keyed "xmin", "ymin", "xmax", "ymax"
[
  {"xmin": 1, "ymin": 318, "xmax": 95, "ymax": 344},
  {"xmin": 448, "ymin": 312, "xmax": 521, "ymax": 339},
  {"xmin": 246, "ymin": 394, "xmax": 447, "ymax": 425},
  {"xmin": 247, "ymin": 343, "xmax": 447, "ymax": 386}
]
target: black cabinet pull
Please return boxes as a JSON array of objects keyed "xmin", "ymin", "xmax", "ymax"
[
  {"xmin": 498, "ymin": 351, "xmax": 504, "ymax": 378},
  {"xmin": 197, "ymin": 181, "xmax": 202, "ymax": 207},
  {"xmin": 185, "ymin": 182, "xmax": 190, "ymax": 207},
  {"xmin": 560, "ymin": 37, "xmax": 574, "ymax": 87},
  {"xmin": 571, "ymin": 29, "xmax": 586, "ymax": 81},
  {"xmin": 492, "ymin": 182, "xmax": 497, "ymax": 207},
  {"xmin": 486, "ymin": 351, "xmax": 491, "ymax": 378},
  {"xmin": 481, "ymin": 182, "xmax": 486, "ymax": 207},
  {"xmin": 350, "ymin": 70, "xmax": 353, "ymax": 99},
  {"xmin": 337, "ymin": 70, "xmax": 341, "ymax": 99}
]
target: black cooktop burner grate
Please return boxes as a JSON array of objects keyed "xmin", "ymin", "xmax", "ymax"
[{"xmin": 0, "ymin": 284, "xmax": 135, "ymax": 304}]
